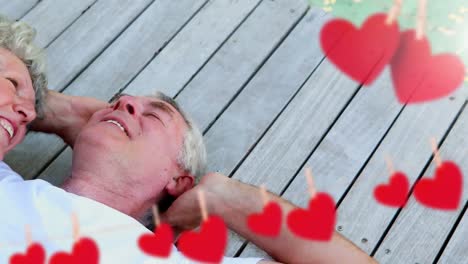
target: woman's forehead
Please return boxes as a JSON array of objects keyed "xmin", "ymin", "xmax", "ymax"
[{"xmin": 0, "ymin": 48, "xmax": 28, "ymax": 73}]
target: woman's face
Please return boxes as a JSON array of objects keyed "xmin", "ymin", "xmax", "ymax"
[{"xmin": 0, "ymin": 48, "xmax": 36, "ymax": 160}]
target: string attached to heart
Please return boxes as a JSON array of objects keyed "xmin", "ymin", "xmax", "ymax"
[
  {"xmin": 415, "ymin": 0, "xmax": 427, "ymax": 39},
  {"xmin": 286, "ymin": 167, "xmax": 336, "ymax": 241},
  {"xmin": 49, "ymin": 213, "xmax": 100, "ymax": 264},
  {"xmin": 9, "ymin": 226, "xmax": 46, "ymax": 264},
  {"xmin": 430, "ymin": 137, "xmax": 442, "ymax": 167},
  {"xmin": 390, "ymin": 0, "xmax": 465, "ymax": 104},
  {"xmin": 198, "ymin": 190, "xmax": 208, "ymax": 222},
  {"xmin": 386, "ymin": 0, "xmax": 403, "ymax": 25},
  {"xmin": 71, "ymin": 213, "xmax": 80, "ymax": 243},
  {"xmin": 373, "ymin": 155, "xmax": 410, "ymax": 208},
  {"xmin": 138, "ymin": 205, "xmax": 174, "ymax": 258},
  {"xmin": 25, "ymin": 225, "xmax": 32, "ymax": 246},
  {"xmin": 177, "ymin": 190, "xmax": 227, "ymax": 263},
  {"xmin": 305, "ymin": 167, "xmax": 317, "ymax": 199},
  {"xmin": 247, "ymin": 185, "xmax": 282, "ymax": 237},
  {"xmin": 413, "ymin": 138, "xmax": 463, "ymax": 210}
]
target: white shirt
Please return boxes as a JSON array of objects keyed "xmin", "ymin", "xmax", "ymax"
[{"xmin": 0, "ymin": 161, "xmax": 262, "ymax": 263}]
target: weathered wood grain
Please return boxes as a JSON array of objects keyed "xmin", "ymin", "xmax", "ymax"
[
  {"xmin": 123, "ymin": 0, "xmax": 263, "ymax": 97},
  {"xmin": 438, "ymin": 206, "xmax": 468, "ymax": 264},
  {"xmin": 9, "ymin": 0, "xmax": 206, "ymax": 180},
  {"xmin": 22, "ymin": 0, "xmax": 97, "ymax": 48},
  {"xmin": 45, "ymin": 0, "xmax": 153, "ymax": 92},
  {"xmin": 0, "ymin": 0, "xmax": 38, "ymax": 20},
  {"xmin": 239, "ymin": 69, "xmax": 402, "ymax": 258},
  {"xmin": 204, "ymin": 8, "xmax": 327, "ymax": 176},
  {"xmin": 373, "ymin": 102, "xmax": 468, "ymax": 263},
  {"xmin": 175, "ymin": 0, "xmax": 309, "ymax": 133},
  {"xmin": 233, "ymin": 58, "xmax": 360, "ymax": 258},
  {"xmin": 197, "ymin": 8, "xmax": 330, "ymax": 256},
  {"xmin": 335, "ymin": 87, "xmax": 467, "ymax": 254}
]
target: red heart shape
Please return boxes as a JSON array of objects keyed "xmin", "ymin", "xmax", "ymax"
[
  {"xmin": 390, "ymin": 30, "xmax": 465, "ymax": 104},
  {"xmin": 374, "ymin": 172, "xmax": 409, "ymax": 207},
  {"xmin": 320, "ymin": 13, "xmax": 400, "ymax": 85},
  {"xmin": 49, "ymin": 237, "xmax": 99, "ymax": 264},
  {"xmin": 138, "ymin": 223, "xmax": 173, "ymax": 258},
  {"xmin": 287, "ymin": 193, "xmax": 336, "ymax": 241},
  {"xmin": 9, "ymin": 243, "xmax": 46, "ymax": 264},
  {"xmin": 414, "ymin": 161, "xmax": 463, "ymax": 210},
  {"xmin": 178, "ymin": 216, "xmax": 227, "ymax": 263},
  {"xmin": 247, "ymin": 202, "xmax": 282, "ymax": 237}
]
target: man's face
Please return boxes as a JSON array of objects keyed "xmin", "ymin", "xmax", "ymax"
[
  {"xmin": 0, "ymin": 48, "xmax": 36, "ymax": 159},
  {"xmin": 74, "ymin": 94, "xmax": 188, "ymax": 190}
]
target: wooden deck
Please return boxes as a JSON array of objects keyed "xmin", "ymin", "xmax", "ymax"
[{"xmin": 2, "ymin": 0, "xmax": 467, "ymax": 263}]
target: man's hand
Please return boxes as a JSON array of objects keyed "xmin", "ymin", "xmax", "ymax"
[
  {"xmin": 160, "ymin": 173, "xmax": 229, "ymax": 236},
  {"xmin": 30, "ymin": 90, "xmax": 109, "ymax": 147}
]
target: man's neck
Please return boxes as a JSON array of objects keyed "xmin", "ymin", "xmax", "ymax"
[{"xmin": 61, "ymin": 175, "xmax": 154, "ymax": 220}]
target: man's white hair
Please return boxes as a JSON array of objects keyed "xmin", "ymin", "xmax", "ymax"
[
  {"xmin": 0, "ymin": 15, "xmax": 47, "ymax": 117},
  {"xmin": 153, "ymin": 92, "xmax": 207, "ymax": 182}
]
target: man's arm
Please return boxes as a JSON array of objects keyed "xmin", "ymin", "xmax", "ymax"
[
  {"xmin": 163, "ymin": 173, "xmax": 377, "ymax": 264},
  {"xmin": 30, "ymin": 90, "xmax": 109, "ymax": 147}
]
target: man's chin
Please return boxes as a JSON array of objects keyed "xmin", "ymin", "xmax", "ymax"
[{"xmin": 75, "ymin": 127, "xmax": 126, "ymax": 154}]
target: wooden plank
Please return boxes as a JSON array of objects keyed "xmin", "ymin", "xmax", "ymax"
[
  {"xmin": 333, "ymin": 88, "xmax": 467, "ymax": 254},
  {"xmin": 232, "ymin": 58, "xmax": 360, "ymax": 257},
  {"xmin": 45, "ymin": 0, "xmax": 153, "ymax": 92},
  {"xmin": 6, "ymin": 0, "xmax": 204, "ymax": 179},
  {"xmin": 0, "ymin": 0, "xmax": 38, "ymax": 20},
  {"xmin": 373, "ymin": 103, "xmax": 468, "ymax": 264},
  {"xmin": 238, "ymin": 70, "xmax": 402, "ymax": 258},
  {"xmin": 40, "ymin": 148, "xmax": 73, "ymax": 186},
  {"xmin": 204, "ymin": 9, "xmax": 327, "ymax": 176},
  {"xmin": 175, "ymin": 0, "xmax": 309, "ymax": 132},
  {"xmin": 438, "ymin": 208, "xmax": 468, "ymax": 264},
  {"xmin": 123, "ymin": 0, "xmax": 263, "ymax": 97},
  {"xmin": 200, "ymin": 8, "xmax": 330, "ymax": 256},
  {"xmin": 22, "ymin": 0, "xmax": 97, "ymax": 48}
]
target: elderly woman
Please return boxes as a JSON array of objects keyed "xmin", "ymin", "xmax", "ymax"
[
  {"xmin": 0, "ymin": 16, "xmax": 106, "ymax": 161},
  {"xmin": 0, "ymin": 15, "xmax": 47, "ymax": 160}
]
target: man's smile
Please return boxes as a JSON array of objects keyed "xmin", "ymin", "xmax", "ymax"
[{"xmin": 103, "ymin": 119, "xmax": 129, "ymax": 137}]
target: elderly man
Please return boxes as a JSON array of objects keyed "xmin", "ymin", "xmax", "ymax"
[{"xmin": 0, "ymin": 16, "xmax": 376, "ymax": 263}]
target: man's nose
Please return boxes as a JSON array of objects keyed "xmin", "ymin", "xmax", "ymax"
[
  {"xmin": 114, "ymin": 96, "xmax": 139, "ymax": 116},
  {"xmin": 13, "ymin": 100, "xmax": 36, "ymax": 124}
]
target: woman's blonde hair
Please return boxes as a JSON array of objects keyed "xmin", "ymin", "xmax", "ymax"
[{"xmin": 0, "ymin": 15, "xmax": 47, "ymax": 117}]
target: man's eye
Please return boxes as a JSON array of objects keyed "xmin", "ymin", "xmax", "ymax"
[{"xmin": 146, "ymin": 113, "xmax": 161, "ymax": 121}]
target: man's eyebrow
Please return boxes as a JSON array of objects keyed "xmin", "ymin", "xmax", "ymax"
[{"xmin": 149, "ymin": 100, "xmax": 175, "ymax": 117}]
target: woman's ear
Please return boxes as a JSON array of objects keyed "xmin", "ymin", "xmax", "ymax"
[{"xmin": 166, "ymin": 175, "xmax": 195, "ymax": 197}]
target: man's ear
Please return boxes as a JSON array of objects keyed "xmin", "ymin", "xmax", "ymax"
[{"xmin": 166, "ymin": 174, "xmax": 195, "ymax": 197}]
